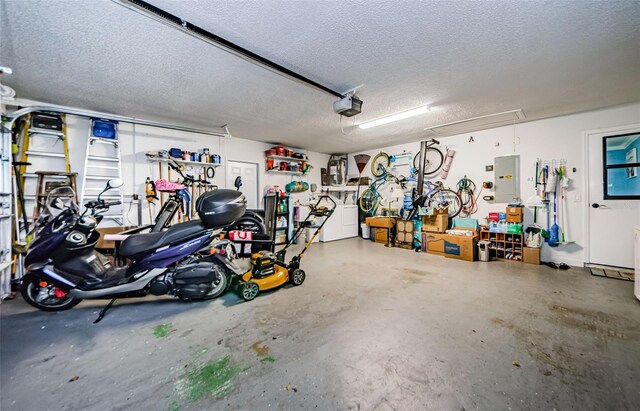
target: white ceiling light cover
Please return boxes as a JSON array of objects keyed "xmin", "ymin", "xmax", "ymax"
[{"xmin": 359, "ymin": 105, "xmax": 430, "ymax": 129}]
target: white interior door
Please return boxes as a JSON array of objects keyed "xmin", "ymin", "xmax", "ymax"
[
  {"xmin": 227, "ymin": 161, "xmax": 259, "ymax": 209},
  {"xmin": 587, "ymin": 125, "xmax": 640, "ymax": 269}
]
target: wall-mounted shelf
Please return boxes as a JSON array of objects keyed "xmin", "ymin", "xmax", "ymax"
[
  {"xmin": 320, "ymin": 186, "xmax": 360, "ymax": 192},
  {"xmin": 266, "ymin": 155, "xmax": 308, "ymax": 162},
  {"xmin": 146, "ymin": 156, "xmax": 223, "ymax": 167},
  {"xmin": 266, "ymin": 169, "xmax": 305, "ymax": 176},
  {"xmin": 265, "ymin": 145, "xmax": 311, "ymax": 175}
]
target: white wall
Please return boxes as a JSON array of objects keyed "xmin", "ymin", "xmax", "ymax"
[
  {"xmin": 46, "ymin": 115, "xmax": 329, "ymax": 226},
  {"xmin": 348, "ymin": 102, "xmax": 640, "ymax": 266}
]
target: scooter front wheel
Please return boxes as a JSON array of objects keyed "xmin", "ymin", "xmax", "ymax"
[{"xmin": 21, "ymin": 277, "xmax": 81, "ymax": 312}]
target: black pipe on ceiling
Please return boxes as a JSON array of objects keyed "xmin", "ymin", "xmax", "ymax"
[{"xmin": 118, "ymin": 0, "xmax": 345, "ymax": 98}]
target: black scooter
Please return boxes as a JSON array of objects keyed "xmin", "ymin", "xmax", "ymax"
[{"xmin": 20, "ymin": 179, "xmax": 246, "ymax": 322}]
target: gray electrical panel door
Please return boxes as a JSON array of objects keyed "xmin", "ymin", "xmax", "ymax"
[{"xmin": 494, "ymin": 155, "xmax": 520, "ymax": 203}]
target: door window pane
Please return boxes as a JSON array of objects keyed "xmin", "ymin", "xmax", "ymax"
[{"xmin": 603, "ymin": 133, "xmax": 640, "ymax": 199}]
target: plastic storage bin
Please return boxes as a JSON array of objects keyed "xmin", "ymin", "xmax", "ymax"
[{"xmin": 361, "ymin": 223, "xmax": 370, "ymax": 239}]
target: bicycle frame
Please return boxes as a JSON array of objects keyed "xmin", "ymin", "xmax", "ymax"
[{"xmin": 360, "ymin": 172, "xmax": 402, "ymax": 215}]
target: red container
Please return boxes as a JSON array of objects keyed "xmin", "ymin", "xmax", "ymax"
[
  {"xmin": 276, "ymin": 146, "xmax": 286, "ymax": 156},
  {"xmin": 286, "ymin": 149, "xmax": 293, "ymax": 157},
  {"xmin": 265, "ymin": 149, "xmax": 276, "ymax": 157},
  {"xmin": 280, "ymin": 161, "xmax": 289, "ymax": 171},
  {"xmin": 266, "ymin": 159, "xmax": 274, "ymax": 169},
  {"xmin": 488, "ymin": 212, "xmax": 500, "ymax": 222}
]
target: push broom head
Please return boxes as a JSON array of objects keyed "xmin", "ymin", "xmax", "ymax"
[{"xmin": 354, "ymin": 154, "xmax": 371, "ymax": 174}]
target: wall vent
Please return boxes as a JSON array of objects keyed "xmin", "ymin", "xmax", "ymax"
[{"xmin": 425, "ymin": 109, "xmax": 526, "ymax": 135}]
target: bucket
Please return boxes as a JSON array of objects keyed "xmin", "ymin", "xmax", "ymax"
[
  {"xmin": 361, "ymin": 223, "xmax": 370, "ymax": 239},
  {"xmin": 305, "ymin": 227, "xmax": 319, "ymax": 243},
  {"xmin": 478, "ymin": 240, "xmax": 491, "ymax": 262}
]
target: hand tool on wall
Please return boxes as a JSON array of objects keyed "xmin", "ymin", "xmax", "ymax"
[{"xmin": 145, "ymin": 177, "xmax": 157, "ymax": 222}]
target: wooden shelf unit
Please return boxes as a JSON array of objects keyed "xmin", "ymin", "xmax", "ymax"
[{"xmin": 479, "ymin": 229, "xmax": 524, "ymax": 262}]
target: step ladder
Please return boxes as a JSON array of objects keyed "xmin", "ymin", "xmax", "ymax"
[
  {"xmin": 17, "ymin": 112, "xmax": 71, "ymax": 230},
  {"xmin": 80, "ymin": 119, "xmax": 125, "ymax": 225}
]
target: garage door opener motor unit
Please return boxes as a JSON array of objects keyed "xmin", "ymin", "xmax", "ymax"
[{"xmin": 333, "ymin": 95, "xmax": 363, "ymax": 117}]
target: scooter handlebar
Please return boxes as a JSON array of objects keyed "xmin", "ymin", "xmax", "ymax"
[{"xmin": 84, "ymin": 200, "xmax": 121, "ymax": 209}]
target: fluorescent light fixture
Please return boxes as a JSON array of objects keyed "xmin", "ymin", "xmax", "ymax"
[
  {"xmin": 425, "ymin": 109, "xmax": 525, "ymax": 135},
  {"xmin": 358, "ymin": 105, "xmax": 430, "ymax": 130}
]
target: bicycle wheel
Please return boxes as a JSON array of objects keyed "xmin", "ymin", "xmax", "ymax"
[
  {"xmin": 429, "ymin": 189, "xmax": 462, "ymax": 218},
  {"xmin": 359, "ymin": 188, "xmax": 378, "ymax": 213},
  {"xmin": 413, "ymin": 148, "xmax": 444, "ymax": 177},
  {"xmin": 371, "ymin": 152, "xmax": 390, "ymax": 177}
]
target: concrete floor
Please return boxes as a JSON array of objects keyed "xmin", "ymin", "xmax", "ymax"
[{"xmin": 1, "ymin": 238, "xmax": 639, "ymax": 410}]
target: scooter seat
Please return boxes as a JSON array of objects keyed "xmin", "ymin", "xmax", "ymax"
[{"xmin": 119, "ymin": 220, "xmax": 209, "ymax": 257}]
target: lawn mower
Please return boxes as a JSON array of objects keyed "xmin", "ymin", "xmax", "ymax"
[{"xmin": 234, "ymin": 195, "xmax": 336, "ymax": 301}]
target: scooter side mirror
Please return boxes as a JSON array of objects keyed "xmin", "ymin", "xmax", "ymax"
[
  {"xmin": 234, "ymin": 176, "xmax": 242, "ymax": 190},
  {"xmin": 98, "ymin": 178, "xmax": 123, "ymax": 201},
  {"xmin": 106, "ymin": 178, "xmax": 124, "ymax": 190}
]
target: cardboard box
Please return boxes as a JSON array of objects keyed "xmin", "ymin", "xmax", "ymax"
[
  {"xmin": 523, "ymin": 247, "xmax": 541, "ymax": 265},
  {"xmin": 443, "ymin": 234, "xmax": 477, "ymax": 262},
  {"xmin": 422, "ymin": 230, "xmax": 478, "ymax": 261},
  {"xmin": 422, "ymin": 213, "xmax": 449, "ymax": 233},
  {"xmin": 373, "ymin": 228, "xmax": 389, "ymax": 244},
  {"xmin": 366, "ymin": 216, "xmax": 397, "ymax": 228},
  {"xmin": 506, "ymin": 206, "xmax": 523, "ymax": 223},
  {"xmin": 96, "ymin": 226, "xmax": 135, "ymax": 249},
  {"xmin": 422, "ymin": 232, "xmax": 446, "ymax": 255}
]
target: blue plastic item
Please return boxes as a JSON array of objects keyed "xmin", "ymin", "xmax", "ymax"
[
  {"xmin": 498, "ymin": 212, "xmax": 506, "ymax": 221},
  {"xmin": 452, "ymin": 218, "xmax": 479, "ymax": 230},
  {"xmin": 91, "ymin": 118, "xmax": 118, "ymax": 139},
  {"xmin": 169, "ymin": 148, "xmax": 182, "ymax": 158}
]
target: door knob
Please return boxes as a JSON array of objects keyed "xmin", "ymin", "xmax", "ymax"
[{"xmin": 592, "ymin": 203, "xmax": 608, "ymax": 209}]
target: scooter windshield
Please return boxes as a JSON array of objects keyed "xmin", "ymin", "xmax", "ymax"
[{"xmin": 44, "ymin": 186, "xmax": 79, "ymax": 218}]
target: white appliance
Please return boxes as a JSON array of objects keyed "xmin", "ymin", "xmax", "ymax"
[
  {"xmin": 635, "ymin": 225, "xmax": 640, "ymax": 301},
  {"xmin": 320, "ymin": 205, "xmax": 358, "ymax": 242}
]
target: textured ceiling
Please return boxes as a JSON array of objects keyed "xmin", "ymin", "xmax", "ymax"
[{"xmin": 1, "ymin": 0, "xmax": 639, "ymax": 153}]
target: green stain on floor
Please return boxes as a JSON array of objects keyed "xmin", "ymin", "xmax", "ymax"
[
  {"xmin": 184, "ymin": 355, "xmax": 241, "ymax": 402},
  {"xmin": 153, "ymin": 323, "xmax": 172, "ymax": 338},
  {"xmin": 260, "ymin": 356, "xmax": 275, "ymax": 363},
  {"xmin": 168, "ymin": 401, "xmax": 181, "ymax": 411}
]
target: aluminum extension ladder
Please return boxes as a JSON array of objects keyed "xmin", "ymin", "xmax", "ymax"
[
  {"xmin": 18, "ymin": 113, "xmax": 72, "ymax": 228},
  {"xmin": 80, "ymin": 119, "xmax": 125, "ymax": 225}
]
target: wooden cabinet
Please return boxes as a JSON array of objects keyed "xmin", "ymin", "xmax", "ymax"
[{"xmin": 479, "ymin": 229, "xmax": 523, "ymax": 261}]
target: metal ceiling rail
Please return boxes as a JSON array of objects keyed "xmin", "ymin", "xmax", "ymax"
[
  {"xmin": 113, "ymin": 0, "xmax": 345, "ymax": 99},
  {"xmin": 5, "ymin": 104, "xmax": 231, "ymax": 138}
]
